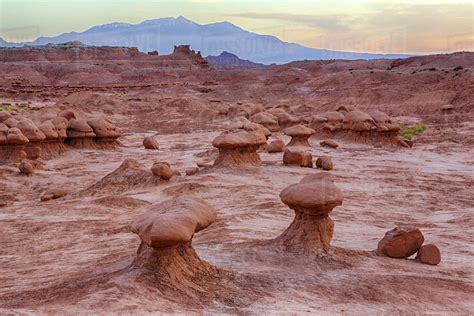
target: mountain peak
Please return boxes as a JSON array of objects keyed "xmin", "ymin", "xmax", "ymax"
[
  {"xmin": 0, "ymin": 17, "xmax": 412, "ymax": 63},
  {"xmin": 220, "ymin": 51, "xmax": 238, "ymax": 58}
]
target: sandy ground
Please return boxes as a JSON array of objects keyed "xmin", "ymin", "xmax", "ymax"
[
  {"xmin": 0, "ymin": 51, "xmax": 473, "ymax": 313},
  {"xmin": 1, "ymin": 128, "xmax": 473, "ymax": 313}
]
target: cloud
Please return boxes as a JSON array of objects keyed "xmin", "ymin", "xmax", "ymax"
[
  {"xmin": 228, "ymin": 3, "xmax": 473, "ymax": 53},
  {"xmin": 228, "ymin": 13, "xmax": 352, "ymax": 32}
]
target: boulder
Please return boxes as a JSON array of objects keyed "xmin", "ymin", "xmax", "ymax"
[
  {"xmin": 320, "ymin": 140, "xmax": 339, "ymax": 148},
  {"xmin": 19, "ymin": 160, "xmax": 34, "ymax": 175},
  {"xmin": 416, "ymin": 244, "xmax": 441, "ymax": 265},
  {"xmin": 143, "ymin": 136, "xmax": 160, "ymax": 150},
  {"xmin": 283, "ymin": 149, "xmax": 312, "ymax": 168},
  {"xmin": 266, "ymin": 139, "xmax": 286, "ymax": 153},
  {"xmin": 377, "ymin": 226, "xmax": 424, "ymax": 258},
  {"xmin": 40, "ymin": 189, "xmax": 67, "ymax": 202},
  {"xmin": 151, "ymin": 162, "xmax": 173, "ymax": 180},
  {"xmin": 316, "ymin": 156, "xmax": 333, "ymax": 170},
  {"xmin": 185, "ymin": 167, "xmax": 199, "ymax": 176}
]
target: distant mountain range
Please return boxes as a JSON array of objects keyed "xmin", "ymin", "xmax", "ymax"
[{"xmin": 0, "ymin": 16, "xmax": 412, "ymax": 64}]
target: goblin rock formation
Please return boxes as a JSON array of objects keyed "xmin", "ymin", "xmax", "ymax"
[
  {"xmin": 212, "ymin": 129, "xmax": 267, "ymax": 168},
  {"xmin": 274, "ymin": 173, "xmax": 343, "ymax": 254},
  {"xmin": 0, "ymin": 111, "xmax": 121, "ymax": 162},
  {"xmin": 311, "ymin": 109, "xmax": 407, "ymax": 146},
  {"xmin": 283, "ymin": 125, "xmax": 315, "ymax": 147},
  {"xmin": 130, "ymin": 197, "xmax": 218, "ymax": 279}
]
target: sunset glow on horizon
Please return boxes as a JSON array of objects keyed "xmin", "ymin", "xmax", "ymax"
[{"xmin": 0, "ymin": 0, "xmax": 472, "ymax": 54}]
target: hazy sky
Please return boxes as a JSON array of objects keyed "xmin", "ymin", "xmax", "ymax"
[{"xmin": 0, "ymin": 0, "xmax": 472, "ymax": 54}]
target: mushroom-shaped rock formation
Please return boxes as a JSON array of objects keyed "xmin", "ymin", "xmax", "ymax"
[
  {"xmin": 283, "ymin": 125, "xmax": 315, "ymax": 147},
  {"xmin": 143, "ymin": 136, "xmax": 160, "ymax": 150},
  {"xmin": 16, "ymin": 119, "xmax": 46, "ymax": 142},
  {"xmin": 250, "ymin": 112, "xmax": 280, "ymax": 132},
  {"xmin": 241, "ymin": 122, "xmax": 271, "ymax": 139},
  {"xmin": 66, "ymin": 119, "xmax": 96, "ymax": 148},
  {"xmin": 151, "ymin": 162, "xmax": 173, "ymax": 180},
  {"xmin": 343, "ymin": 110, "xmax": 375, "ymax": 132},
  {"xmin": 130, "ymin": 197, "xmax": 218, "ymax": 276},
  {"xmin": 316, "ymin": 156, "xmax": 334, "ymax": 170},
  {"xmin": 0, "ymin": 111, "xmax": 12, "ymax": 123},
  {"xmin": 38, "ymin": 121, "xmax": 59, "ymax": 140},
  {"xmin": 87, "ymin": 117, "xmax": 122, "ymax": 145},
  {"xmin": 1, "ymin": 126, "xmax": 29, "ymax": 162},
  {"xmin": 268, "ymin": 109, "xmax": 300, "ymax": 129},
  {"xmin": 229, "ymin": 117, "xmax": 271, "ymax": 139},
  {"xmin": 228, "ymin": 104, "xmax": 252, "ymax": 118},
  {"xmin": 212, "ymin": 129, "xmax": 267, "ymax": 168},
  {"xmin": 6, "ymin": 127, "xmax": 29, "ymax": 145},
  {"xmin": 274, "ymin": 175, "xmax": 343, "ymax": 254},
  {"xmin": 416, "ymin": 244, "xmax": 441, "ymax": 265},
  {"xmin": 51, "ymin": 117, "xmax": 68, "ymax": 139},
  {"xmin": 368, "ymin": 110, "xmax": 400, "ymax": 132},
  {"xmin": 283, "ymin": 149, "xmax": 313, "ymax": 168},
  {"xmin": 311, "ymin": 111, "xmax": 345, "ymax": 131},
  {"xmin": 228, "ymin": 116, "xmax": 251, "ymax": 130},
  {"xmin": 377, "ymin": 226, "xmax": 424, "ymax": 258},
  {"xmin": 57, "ymin": 109, "xmax": 76, "ymax": 121},
  {"xmin": 3, "ymin": 117, "xmax": 19, "ymax": 128}
]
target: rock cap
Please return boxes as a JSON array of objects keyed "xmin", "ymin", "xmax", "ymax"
[{"xmin": 130, "ymin": 197, "xmax": 217, "ymax": 248}]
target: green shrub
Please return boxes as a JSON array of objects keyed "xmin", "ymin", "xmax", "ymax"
[
  {"xmin": 402, "ymin": 131, "xmax": 413, "ymax": 140},
  {"xmin": 400, "ymin": 123, "xmax": 427, "ymax": 140},
  {"xmin": 0, "ymin": 105, "xmax": 29, "ymax": 112}
]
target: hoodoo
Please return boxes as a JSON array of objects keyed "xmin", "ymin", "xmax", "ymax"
[
  {"xmin": 283, "ymin": 124, "xmax": 315, "ymax": 147},
  {"xmin": 130, "ymin": 197, "xmax": 219, "ymax": 279},
  {"xmin": 274, "ymin": 173, "xmax": 343, "ymax": 254},
  {"xmin": 212, "ymin": 129, "xmax": 267, "ymax": 167}
]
